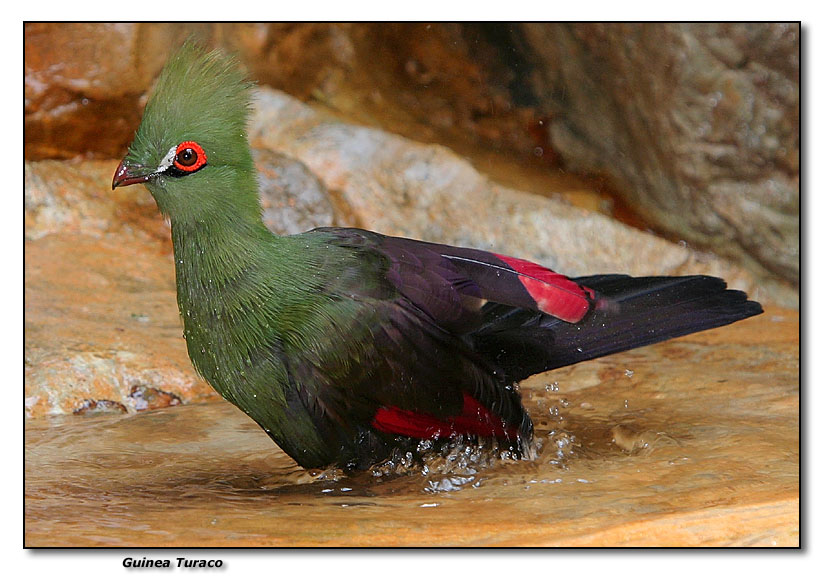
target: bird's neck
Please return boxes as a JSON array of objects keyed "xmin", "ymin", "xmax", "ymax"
[
  {"xmin": 169, "ymin": 210, "xmax": 279, "ymax": 397},
  {"xmin": 170, "ymin": 210, "xmax": 271, "ymax": 291}
]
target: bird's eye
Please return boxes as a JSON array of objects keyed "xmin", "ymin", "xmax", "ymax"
[
  {"xmin": 177, "ymin": 148, "xmax": 196, "ymax": 166},
  {"xmin": 173, "ymin": 141, "xmax": 207, "ymax": 173}
]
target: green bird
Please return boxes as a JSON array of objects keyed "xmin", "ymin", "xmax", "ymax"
[{"xmin": 112, "ymin": 42, "xmax": 762, "ymax": 470}]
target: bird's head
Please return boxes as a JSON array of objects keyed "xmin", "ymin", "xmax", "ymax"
[{"xmin": 112, "ymin": 41, "xmax": 259, "ymax": 223}]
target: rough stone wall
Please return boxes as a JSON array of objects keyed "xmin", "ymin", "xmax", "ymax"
[{"xmin": 518, "ymin": 23, "xmax": 799, "ymax": 286}]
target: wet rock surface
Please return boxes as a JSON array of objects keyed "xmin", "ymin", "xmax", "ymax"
[{"xmin": 25, "ymin": 307, "xmax": 798, "ymax": 546}]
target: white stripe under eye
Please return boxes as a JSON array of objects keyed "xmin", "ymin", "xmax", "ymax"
[{"xmin": 157, "ymin": 145, "xmax": 177, "ymax": 172}]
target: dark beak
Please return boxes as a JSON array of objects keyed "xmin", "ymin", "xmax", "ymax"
[{"xmin": 112, "ymin": 158, "xmax": 153, "ymax": 190}]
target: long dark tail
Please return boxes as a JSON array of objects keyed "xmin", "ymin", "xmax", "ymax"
[{"xmin": 472, "ymin": 275, "xmax": 763, "ymax": 382}]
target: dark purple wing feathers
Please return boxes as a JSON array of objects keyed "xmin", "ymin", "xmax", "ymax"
[
  {"xmin": 377, "ymin": 234, "xmax": 596, "ymax": 329},
  {"xmin": 474, "ymin": 274, "xmax": 764, "ymax": 381},
  {"xmin": 300, "ymin": 228, "xmax": 761, "ymax": 464}
]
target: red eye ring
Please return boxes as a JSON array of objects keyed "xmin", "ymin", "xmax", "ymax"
[{"xmin": 173, "ymin": 141, "xmax": 207, "ymax": 172}]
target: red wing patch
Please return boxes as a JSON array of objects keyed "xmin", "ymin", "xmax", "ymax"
[
  {"xmin": 372, "ymin": 393, "xmax": 520, "ymax": 440},
  {"xmin": 494, "ymin": 253, "xmax": 594, "ymax": 323}
]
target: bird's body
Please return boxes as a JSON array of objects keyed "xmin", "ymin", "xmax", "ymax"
[{"xmin": 113, "ymin": 43, "xmax": 762, "ymax": 470}]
